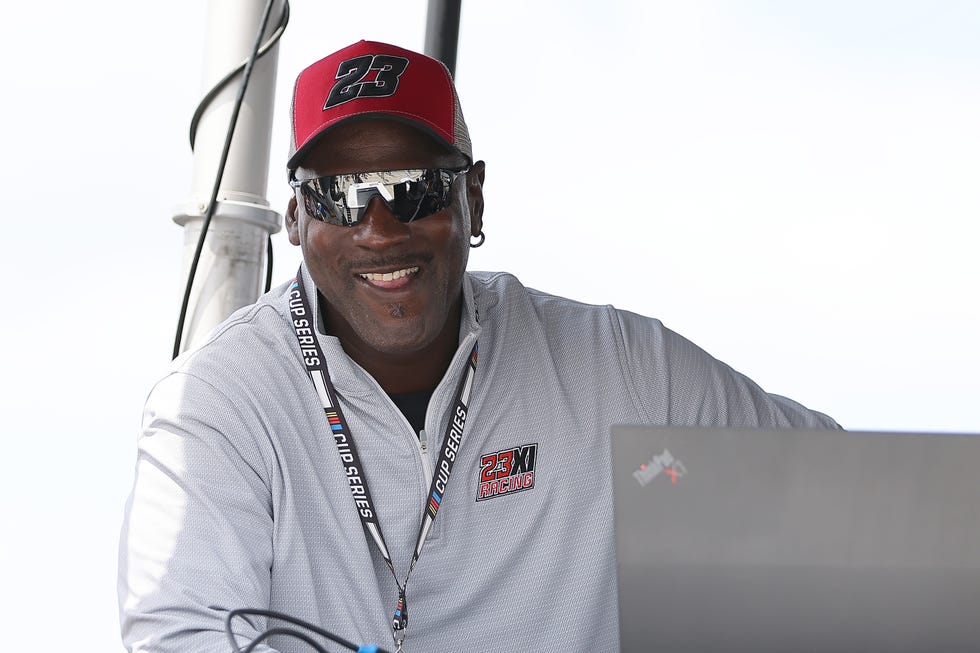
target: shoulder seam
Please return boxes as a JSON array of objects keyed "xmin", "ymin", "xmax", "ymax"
[
  {"xmin": 178, "ymin": 301, "xmax": 285, "ymax": 362},
  {"xmin": 606, "ymin": 307, "xmax": 652, "ymax": 423}
]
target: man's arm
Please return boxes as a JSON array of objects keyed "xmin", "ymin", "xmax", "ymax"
[
  {"xmin": 614, "ymin": 309, "xmax": 840, "ymax": 429},
  {"xmin": 118, "ymin": 371, "xmax": 280, "ymax": 652}
]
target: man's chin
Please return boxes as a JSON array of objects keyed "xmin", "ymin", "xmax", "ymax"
[
  {"xmin": 381, "ymin": 301, "xmax": 410, "ymax": 320},
  {"xmin": 360, "ymin": 316, "xmax": 439, "ymax": 356}
]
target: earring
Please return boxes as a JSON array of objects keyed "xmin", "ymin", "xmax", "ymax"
[{"xmin": 470, "ymin": 230, "xmax": 485, "ymax": 248}]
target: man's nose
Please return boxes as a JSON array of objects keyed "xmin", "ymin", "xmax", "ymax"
[{"xmin": 351, "ymin": 195, "xmax": 411, "ymax": 248}]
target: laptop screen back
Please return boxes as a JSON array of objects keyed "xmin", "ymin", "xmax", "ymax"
[{"xmin": 611, "ymin": 426, "xmax": 980, "ymax": 653}]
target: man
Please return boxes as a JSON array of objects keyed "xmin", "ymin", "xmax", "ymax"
[{"xmin": 119, "ymin": 40, "xmax": 837, "ymax": 652}]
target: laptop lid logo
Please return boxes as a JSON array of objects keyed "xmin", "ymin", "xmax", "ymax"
[{"xmin": 633, "ymin": 448, "xmax": 687, "ymax": 487}]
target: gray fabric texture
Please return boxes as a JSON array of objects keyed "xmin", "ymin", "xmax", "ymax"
[{"xmin": 118, "ymin": 266, "xmax": 838, "ymax": 652}]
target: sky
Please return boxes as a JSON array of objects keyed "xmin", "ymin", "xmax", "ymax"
[{"xmin": 1, "ymin": 1, "xmax": 977, "ymax": 650}]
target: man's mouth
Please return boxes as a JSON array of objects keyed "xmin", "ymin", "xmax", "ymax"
[{"xmin": 358, "ymin": 266, "xmax": 420, "ymax": 288}]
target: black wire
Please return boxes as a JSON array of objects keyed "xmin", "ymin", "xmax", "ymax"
[
  {"xmin": 265, "ymin": 234, "xmax": 274, "ymax": 293},
  {"xmin": 225, "ymin": 608, "xmax": 393, "ymax": 653},
  {"xmin": 172, "ymin": 0, "xmax": 282, "ymax": 360},
  {"xmin": 189, "ymin": 1, "xmax": 290, "ymax": 151},
  {"xmin": 241, "ymin": 628, "xmax": 330, "ymax": 653}
]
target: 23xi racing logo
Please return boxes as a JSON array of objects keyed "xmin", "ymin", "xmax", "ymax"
[{"xmin": 476, "ymin": 443, "xmax": 538, "ymax": 501}]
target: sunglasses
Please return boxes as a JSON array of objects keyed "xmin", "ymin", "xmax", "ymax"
[{"xmin": 289, "ymin": 167, "xmax": 469, "ymax": 227}]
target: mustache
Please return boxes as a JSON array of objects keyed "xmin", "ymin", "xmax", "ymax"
[{"xmin": 344, "ymin": 252, "xmax": 433, "ymax": 273}]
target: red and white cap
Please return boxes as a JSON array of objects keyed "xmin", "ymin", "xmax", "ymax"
[{"xmin": 287, "ymin": 40, "xmax": 472, "ymax": 170}]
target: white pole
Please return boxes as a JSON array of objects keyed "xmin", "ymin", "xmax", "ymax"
[{"xmin": 173, "ymin": 0, "xmax": 284, "ymax": 353}]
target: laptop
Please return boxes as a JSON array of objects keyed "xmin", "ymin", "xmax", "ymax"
[{"xmin": 611, "ymin": 426, "xmax": 980, "ymax": 653}]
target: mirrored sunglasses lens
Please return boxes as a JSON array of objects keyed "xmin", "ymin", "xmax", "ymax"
[
  {"xmin": 390, "ymin": 178, "xmax": 430, "ymax": 222},
  {"xmin": 394, "ymin": 171, "xmax": 456, "ymax": 222},
  {"xmin": 303, "ymin": 182, "xmax": 348, "ymax": 225},
  {"xmin": 303, "ymin": 170, "xmax": 458, "ymax": 226}
]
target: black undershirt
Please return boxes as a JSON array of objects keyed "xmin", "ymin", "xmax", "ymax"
[{"xmin": 388, "ymin": 389, "xmax": 432, "ymax": 436}]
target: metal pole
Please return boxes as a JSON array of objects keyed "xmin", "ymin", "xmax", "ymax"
[
  {"xmin": 424, "ymin": 0, "xmax": 462, "ymax": 78},
  {"xmin": 172, "ymin": 0, "xmax": 284, "ymax": 353}
]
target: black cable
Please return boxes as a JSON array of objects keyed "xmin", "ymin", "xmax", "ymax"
[
  {"xmin": 241, "ymin": 628, "xmax": 330, "ymax": 653},
  {"xmin": 189, "ymin": 1, "xmax": 290, "ymax": 151},
  {"xmin": 172, "ymin": 0, "xmax": 282, "ymax": 360},
  {"xmin": 188, "ymin": 2, "xmax": 287, "ymax": 303},
  {"xmin": 265, "ymin": 234, "xmax": 274, "ymax": 293},
  {"xmin": 225, "ymin": 608, "xmax": 394, "ymax": 653}
]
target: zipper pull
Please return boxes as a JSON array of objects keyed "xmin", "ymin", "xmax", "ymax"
[{"xmin": 419, "ymin": 428, "xmax": 427, "ymax": 454}]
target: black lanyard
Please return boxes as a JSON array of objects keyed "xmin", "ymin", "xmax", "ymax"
[{"xmin": 288, "ymin": 269, "xmax": 478, "ymax": 650}]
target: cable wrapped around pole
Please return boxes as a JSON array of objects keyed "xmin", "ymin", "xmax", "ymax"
[{"xmin": 173, "ymin": 0, "xmax": 280, "ymax": 359}]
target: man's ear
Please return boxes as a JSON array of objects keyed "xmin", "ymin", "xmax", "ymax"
[
  {"xmin": 467, "ymin": 160, "xmax": 486, "ymax": 238},
  {"xmin": 286, "ymin": 196, "xmax": 301, "ymax": 246}
]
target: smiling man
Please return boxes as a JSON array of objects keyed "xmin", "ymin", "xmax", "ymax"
[{"xmin": 119, "ymin": 40, "xmax": 837, "ymax": 653}]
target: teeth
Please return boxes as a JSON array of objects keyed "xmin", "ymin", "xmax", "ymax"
[{"xmin": 360, "ymin": 267, "xmax": 419, "ymax": 282}]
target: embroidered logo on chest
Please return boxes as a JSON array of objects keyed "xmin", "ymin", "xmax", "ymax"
[{"xmin": 476, "ymin": 443, "xmax": 538, "ymax": 501}]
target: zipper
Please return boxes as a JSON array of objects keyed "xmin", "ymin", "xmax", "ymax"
[
  {"xmin": 418, "ymin": 428, "xmax": 433, "ymax": 487},
  {"xmin": 418, "ymin": 332, "xmax": 476, "ymax": 494},
  {"xmin": 376, "ymin": 332, "xmax": 476, "ymax": 536},
  {"xmin": 359, "ymin": 373, "xmax": 435, "ymax": 520}
]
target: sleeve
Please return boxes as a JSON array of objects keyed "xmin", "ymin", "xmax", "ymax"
[
  {"xmin": 118, "ymin": 371, "xmax": 281, "ymax": 652},
  {"xmin": 613, "ymin": 309, "xmax": 841, "ymax": 429}
]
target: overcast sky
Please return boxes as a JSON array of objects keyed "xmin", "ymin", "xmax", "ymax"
[{"xmin": 1, "ymin": 1, "xmax": 977, "ymax": 650}]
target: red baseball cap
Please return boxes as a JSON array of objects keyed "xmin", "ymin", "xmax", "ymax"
[{"xmin": 288, "ymin": 40, "xmax": 472, "ymax": 170}]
